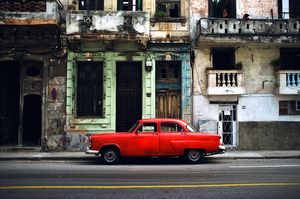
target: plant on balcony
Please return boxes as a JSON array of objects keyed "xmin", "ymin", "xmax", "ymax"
[
  {"xmin": 235, "ymin": 62, "xmax": 243, "ymax": 70},
  {"xmin": 270, "ymin": 58, "xmax": 281, "ymax": 71},
  {"xmin": 154, "ymin": 11, "xmax": 166, "ymax": 18}
]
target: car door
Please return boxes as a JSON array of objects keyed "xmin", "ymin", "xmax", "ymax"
[
  {"xmin": 130, "ymin": 122, "xmax": 159, "ymax": 156},
  {"xmin": 159, "ymin": 121, "xmax": 187, "ymax": 156}
]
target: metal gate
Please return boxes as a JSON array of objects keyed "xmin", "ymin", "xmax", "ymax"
[
  {"xmin": 218, "ymin": 105, "xmax": 237, "ymax": 147},
  {"xmin": 116, "ymin": 62, "xmax": 142, "ymax": 132}
]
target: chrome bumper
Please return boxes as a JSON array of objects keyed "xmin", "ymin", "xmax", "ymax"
[
  {"xmin": 218, "ymin": 145, "xmax": 226, "ymax": 153},
  {"xmin": 85, "ymin": 146, "xmax": 99, "ymax": 155}
]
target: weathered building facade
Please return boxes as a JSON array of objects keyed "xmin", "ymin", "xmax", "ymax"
[
  {"xmin": 1, "ymin": 0, "xmax": 299, "ymax": 151},
  {"xmin": 64, "ymin": 0, "xmax": 192, "ymax": 151},
  {"xmin": 191, "ymin": 0, "xmax": 300, "ymax": 149},
  {"xmin": 0, "ymin": 0, "xmax": 66, "ymax": 150}
]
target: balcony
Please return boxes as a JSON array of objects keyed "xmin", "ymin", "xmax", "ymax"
[
  {"xmin": 0, "ymin": 0, "xmax": 62, "ymax": 25},
  {"xmin": 277, "ymin": 70, "xmax": 300, "ymax": 95},
  {"xmin": 207, "ymin": 70, "xmax": 246, "ymax": 95},
  {"xmin": 197, "ymin": 18, "xmax": 300, "ymax": 44},
  {"xmin": 66, "ymin": 11, "xmax": 150, "ymax": 42}
]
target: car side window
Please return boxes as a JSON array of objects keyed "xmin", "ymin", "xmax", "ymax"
[
  {"xmin": 137, "ymin": 123, "xmax": 157, "ymax": 133},
  {"xmin": 161, "ymin": 122, "xmax": 184, "ymax": 133}
]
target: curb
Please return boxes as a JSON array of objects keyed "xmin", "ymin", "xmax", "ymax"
[{"xmin": 0, "ymin": 155, "xmax": 300, "ymax": 161}]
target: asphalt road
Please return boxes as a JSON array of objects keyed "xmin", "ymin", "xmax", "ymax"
[{"xmin": 0, "ymin": 158, "xmax": 299, "ymax": 199}]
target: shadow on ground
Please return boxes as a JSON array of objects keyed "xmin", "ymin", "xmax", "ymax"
[{"xmin": 78, "ymin": 156, "xmax": 223, "ymax": 166}]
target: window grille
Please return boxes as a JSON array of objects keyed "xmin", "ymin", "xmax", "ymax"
[{"xmin": 76, "ymin": 61, "xmax": 103, "ymax": 117}]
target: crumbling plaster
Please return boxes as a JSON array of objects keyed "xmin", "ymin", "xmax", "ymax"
[{"xmin": 193, "ymin": 45, "xmax": 279, "ymax": 96}]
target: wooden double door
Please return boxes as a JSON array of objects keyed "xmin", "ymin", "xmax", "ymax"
[{"xmin": 156, "ymin": 61, "xmax": 181, "ymax": 119}]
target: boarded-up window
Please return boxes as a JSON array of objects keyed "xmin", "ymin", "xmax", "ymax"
[{"xmin": 76, "ymin": 62, "xmax": 103, "ymax": 117}]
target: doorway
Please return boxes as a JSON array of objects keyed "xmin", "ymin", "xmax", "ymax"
[
  {"xmin": 0, "ymin": 61, "xmax": 20, "ymax": 146},
  {"xmin": 218, "ymin": 104, "xmax": 237, "ymax": 147},
  {"xmin": 116, "ymin": 62, "xmax": 142, "ymax": 132},
  {"xmin": 22, "ymin": 94, "xmax": 42, "ymax": 146},
  {"xmin": 156, "ymin": 61, "xmax": 181, "ymax": 118}
]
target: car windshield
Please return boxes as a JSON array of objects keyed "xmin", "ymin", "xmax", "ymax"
[
  {"xmin": 186, "ymin": 124, "xmax": 197, "ymax": 132},
  {"xmin": 128, "ymin": 122, "xmax": 139, "ymax": 132}
]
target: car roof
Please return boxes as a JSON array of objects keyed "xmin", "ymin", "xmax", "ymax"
[{"xmin": 139, "ymin": 118, "xmax": 188, "ymax": 125}]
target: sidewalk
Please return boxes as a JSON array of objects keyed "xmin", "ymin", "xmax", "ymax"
[{"xmin": 0, "ymin": 151, "xmax": 300, "ymax": 161}]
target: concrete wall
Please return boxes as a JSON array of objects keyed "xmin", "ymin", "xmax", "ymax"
[{"xmin": 239, "ymin": 121, "xmax": 300, "ymax": 150}]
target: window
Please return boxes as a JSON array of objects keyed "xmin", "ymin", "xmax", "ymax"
[
  {"xmin": 278, "ymin": 0, "xmax": 300, "ymax": 19},
  {"xmin": 212, "ymin": 48, "xmax": 236, "ymax": 70},
  {"xmin": 79, "ymin": 0, "xmax": 104, "ymax": 10},
  {"xmin": 76, "ymin": 62, "xmax": 103, "ymax": 117},
  {"xmin": 156, "ymin": 61, "xmax": 181, "ymax": 83},
  {"xmin": 279, "ymin": 101, "xmax": 300, "ymax": 115},
  {"xmin": 161, "ymin": 123, "xmax": 184, "ymax": 132},
  {"xmin": 280, "ymin": 48, "xmax": 300, "ymax": 70},
  {"xmin": 209, "ymin": 0, "xmax": 236, "ymax": 18},
  {"xmin": 117, "ymin": 0, "xmax": 143, "ymax": 11},
  {"xmin": 156, "ymin": 0, "xmax": 180, "ymax": 18},
  {"xmin": 137, "ymin": 123, "xmax": 157, "ymax": 132}
]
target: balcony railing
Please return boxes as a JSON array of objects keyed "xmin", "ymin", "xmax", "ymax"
[
  {"xmin": 207, "ymin": 70, "xmax": 246, "ymax": 95},
  {"xmin": 198, "ymin": 18, "xmax": 300, "ymax": 35},
  {"xmin": 277, "ymin": 70, "xmax": 300, "ymax": 94},
  {"xmin": 66, "ymin": 11, "xmax": 150, "ymax": 40},
  {"xmin": 0, "ymin": 0, "xmax": 62, "ymax": 25}
]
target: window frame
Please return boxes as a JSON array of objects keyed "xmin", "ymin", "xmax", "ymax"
[
  {"xmin": 279, "ymin": 100, "xmax": 300, "ymax": 115},
  {"xmin": 160, "ymin": 122, "xmax": 185, "ymax": 133},
  {"xmin": 78, "ymin": 0, "xmax": 104, "ymax": 11},
  {"xmin": 137, "ymin": 122, "xmax": 158, "ymax": 133},
  {"xmin": 155, "ymin": 0, "xmax": 181, "ymax": 18},
  {"xmin": 117, "ymin": 0, "xmax": 143, "ymax": 11},
  {"xmin": 76, "ymin": 61, "xmax": 104, "ymax": 118}
]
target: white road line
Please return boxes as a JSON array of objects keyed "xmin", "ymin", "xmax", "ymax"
[{"xmin": 230, "ymin": 165, "xmax": 300, "ymax": 168}]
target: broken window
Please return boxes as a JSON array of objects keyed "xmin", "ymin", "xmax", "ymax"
[
  {"xmin": 79, "ymin": 0, "xmax": 104, "ymax": 10},
  {"xmin": 279, "ymin": 101, "xmax": 300, "ymax": 115},
  {"xmin": 280, "ymin": 48, "xmax": 300, "ymax": 70},
  {"xmin": 155, "ymin": 0, "xmax": 180, "ymax": 18},
  {"xmin": 117, "ymin": 0, "xmax": 143, "ymax": 11},
  {"xmin": 76, "ymin": 62, "xmax": 103, "ymax": 117},
  {"xmin": 209, "ymin": 0, "xmax": 236, "ymax": 18},
  {"xmin": 211, "ymin": 48, "xmax": 236, "ymax": 70}
]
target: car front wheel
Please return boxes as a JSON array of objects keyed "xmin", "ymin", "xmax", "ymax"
[
  {"xmin": 184, "ymin": 149, "xmax": 204, "ymax": 164},
  {"xmin": 101, "ymin": 148, "xmax": 120, "ymax": 164}
]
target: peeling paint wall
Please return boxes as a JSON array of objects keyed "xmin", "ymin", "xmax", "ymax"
[
  {"xmin": 66, "ymin": 11, "xmax": 150, "ymax": 35},
  {"xmin": 191, "ymin": 0, "xmax": 300, "ymax": 149},
  {"xmin": 46, "ymin": 76, "xmax": 66, "ymax": 151}
]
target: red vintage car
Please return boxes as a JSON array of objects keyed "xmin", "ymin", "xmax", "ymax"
[{"xmin": 86, "ymin": 118, "xmax": 225, "ymax": 164}]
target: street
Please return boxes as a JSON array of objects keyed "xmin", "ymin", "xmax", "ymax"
[{"xmin": 0, "ymin": 158, "xmax": 299, "ymax": 199}]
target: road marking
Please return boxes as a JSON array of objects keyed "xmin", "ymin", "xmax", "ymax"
[
  {"xmin": 230, "ymin": 165, "xmax": 300, "ymax": 168},
  {"xmin": 0, "ymin": 183, "xmax": 299, "ymax": 190}
]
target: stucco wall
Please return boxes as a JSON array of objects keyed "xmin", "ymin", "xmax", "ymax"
[{"xmin": 239, "ymin": 121, "xmax": 300, "ymax": 150}]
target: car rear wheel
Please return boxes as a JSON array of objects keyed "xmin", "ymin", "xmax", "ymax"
[
  {"xmin": 101, "ymin": 148, "xmax": 120, "ymax": 164},
  {"xmin": 184, "ymin": 149, "xmax": 204, "ymax": 164}
]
